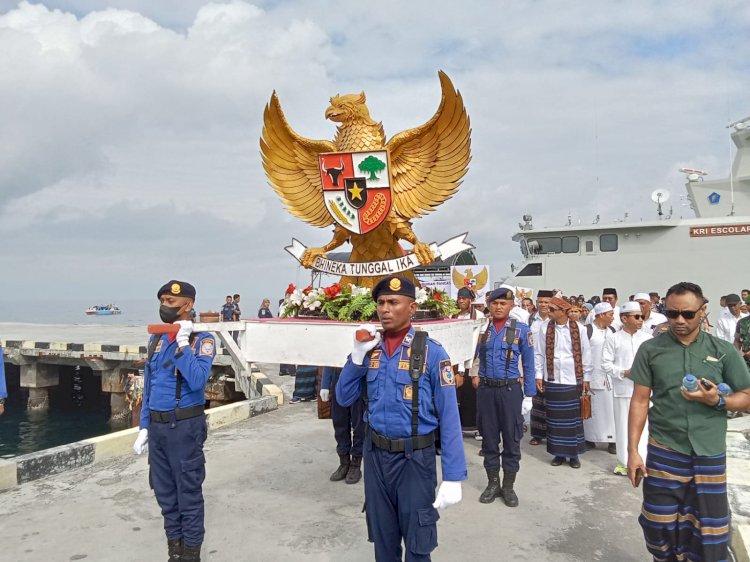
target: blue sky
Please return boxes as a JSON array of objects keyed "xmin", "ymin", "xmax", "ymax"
[{"xmin": 0, "ymin": 0, "xmax": 748, "ymax": 311}]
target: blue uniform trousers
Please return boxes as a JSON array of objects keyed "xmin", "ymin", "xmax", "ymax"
[
  {"xmin": 476, "ymin": 382, "xmax": 524, "ymax": 473},
  {"xmin": 331, "ymin": 372, "xmax": 365, "ymax": 457},
  {"xmin": 364, "ymin": 430, "xmax": 440, "ymax": 562},
  {"xmin": 148, "ymin": 414, "xmax": 208, "ymax": 547}
]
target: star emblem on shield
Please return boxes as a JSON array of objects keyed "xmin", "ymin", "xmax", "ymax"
[{"xmin": 319, "ymin": 150, "xmax": 393, "ymax": 234}]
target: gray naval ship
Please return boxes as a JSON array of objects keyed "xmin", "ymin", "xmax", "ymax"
[{"xmin": 503, "ymin": 116, "xmax": 750, "ymax": 322}]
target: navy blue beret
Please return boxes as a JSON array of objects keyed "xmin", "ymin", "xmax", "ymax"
[
  {"xmin": 157, "ymin": 280, "xmax": 196, "ymax": 300},
  {"xmin": 372, "ymin": 276, "xmax": 416, "ymax": 301},
  {"xmin": 488, "ymin": 287, "xmax": 514, "ymax": 302}
]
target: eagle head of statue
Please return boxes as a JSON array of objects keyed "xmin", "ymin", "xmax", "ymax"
[{"xmin": 324, "ymin": 91, "xmax": 376, "ymax": 126}]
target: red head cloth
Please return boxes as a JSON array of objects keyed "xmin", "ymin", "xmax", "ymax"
[{"xmin": 549, "ymin": 296, "xmax": 572, "ymax": 311}]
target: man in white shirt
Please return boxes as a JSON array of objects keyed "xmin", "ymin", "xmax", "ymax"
[
  {"xmin": 528, "ymin": 289, "xmax": 554, "ymax": 446},
  {"xmin": 583, "ymin": 303, "xmax": 617, "ymax": 454},
  {"xmin": 716, "ymin": 293, "xmax": 748, "ymax": 343},
  {"xmin": 634, "ymin": 292, "xmax": 667, "ymax": 334},
  {"xmin": 601, "ymin": 301, "xmax": 652, "ymax": 475},
  {"xmin": 534, "ymin": 297, "xmax": 592, "ymax": 468},
  {"xmin": 585, "ymin": 287, "xmax": 622, "ymax": 330},
  {"xmin": 452, "ymin": 287, "xmax": 485, "ymax": 435}
]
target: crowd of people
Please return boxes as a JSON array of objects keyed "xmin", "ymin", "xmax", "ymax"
[
  {"xmin": 313, "ymin": 280, "xmax": 750, "ymax": 561},
  {"xmin": 132, "ymin": 275, "xmax": 750, "ymax": 561}
]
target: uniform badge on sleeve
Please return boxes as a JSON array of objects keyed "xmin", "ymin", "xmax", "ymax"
[
  {"xmin": 439, "ymin": 359, "xmax": 455, "ymax": 387},
  {"xmin": 200, "ymin": 338, "xmax": 215, "ymax": 356}
]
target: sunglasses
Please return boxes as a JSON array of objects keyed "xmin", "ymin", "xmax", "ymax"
[
  {"xmin": 624, "ymin": 314, "xmax": 643, "ymax": 320},
  {"xmin": 664, "ymin": 309, "xmax": 700, "ymax": 320}
]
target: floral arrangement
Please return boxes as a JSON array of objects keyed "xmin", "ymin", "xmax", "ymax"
[{"xmin": 279, "ymin": 282, "xmax": 458, "ymax": 321}]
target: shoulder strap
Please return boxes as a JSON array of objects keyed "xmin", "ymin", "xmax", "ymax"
[
  {"xmin": 608, "ymin": 326, "xmax": 615, "ymax": 333},
  {"xmin": 409, "ymin": 330, "xmax": 428, "ymax": 439},
  {"xmin": 174, "ymin": 333, "xmax": 198, "ymax": 406},
  {"xmin": 503, "ymin": 319, "xmax": 518, "ymax": 374},
  {"xmin": 586, "ymin": 323, "xmax": 593, "ymax": 340},
  {"xmin": 481, "ymin": 322, "xmax": 492, "ymax": 372},
  {"xmin": 145, "ymin": 335, "xmax": 161, "ymax": 404}
]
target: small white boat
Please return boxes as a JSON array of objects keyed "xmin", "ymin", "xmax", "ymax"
[{"xmin": 85, "ymin": 305, "xmax": 122, "ymax": 316}]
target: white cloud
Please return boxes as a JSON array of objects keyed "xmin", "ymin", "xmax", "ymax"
[{"xmin": 0, "ymin": 0, "xmax": 747, "ymax": 305}]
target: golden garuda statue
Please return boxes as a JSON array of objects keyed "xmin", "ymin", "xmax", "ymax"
[{"xmin": 261, "ymin": 70, "xmax": 471, "ymax": 288}]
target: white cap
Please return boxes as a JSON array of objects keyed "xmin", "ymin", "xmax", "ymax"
[
  {"xmin": 509, "ymin": 306, "xmax": 530, "ymax": 323},
  {"xmin": 593, "ymin": 302, "xmax": 613, "ymax": 316},
  {"xmin": 633, "ymin": 292, "xmax": 650, "ymax": 302},
  {"xmin": 620, "ymin": 302, "xmax": 641, "ymax": 314}
]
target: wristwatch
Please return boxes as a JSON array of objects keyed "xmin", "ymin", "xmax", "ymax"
[{"xmin": 714, "ymin": 395, "xmax": 726, "ymax": 411}]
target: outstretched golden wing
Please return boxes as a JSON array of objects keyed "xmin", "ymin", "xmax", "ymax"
[
  {"xmin": 452, "ymin": 267, "xmax": 467, "ymax": 290},
  {"xmin": 474, "ymin": 267, "xmax": 488, "ymax": 291},
  {"xmin": 386, "ymin": 71, "xmax": 471, "ymax": 219},
  {"xmin": 261, "ymin": 92, "xmax": 337, "ymax": 227}
]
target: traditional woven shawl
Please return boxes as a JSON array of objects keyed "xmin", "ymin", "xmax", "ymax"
[{"xmin": 545, "ymin": 320, "xmax": 584, "ymax": 389}]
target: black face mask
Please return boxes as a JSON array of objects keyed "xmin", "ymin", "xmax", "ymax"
[{"xmin": 159, "ymin": 304, "xmax": 181, "ymax": 323}]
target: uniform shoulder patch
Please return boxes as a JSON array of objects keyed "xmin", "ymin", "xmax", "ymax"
[
  {"xmin": 439, "ymin": 359, "xmax": 454, "ymax": 387},
  {"xmin": 199, "ymin": 337, "xmax": 215, "ymax": 356}
]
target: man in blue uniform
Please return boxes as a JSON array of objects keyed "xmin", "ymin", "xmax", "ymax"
[
  {"xmin": 320, "ymin": 366, "xmax": 365, "ymax": 484},
  {"xmin": 133, "ymin": 280, "xmax": 216, "ymax": 562},
  {"xmin": 336, "ymin": 275, "xmax": 467, "ymax": 562},
  {"xmin": 476, "ymin": 287, "xmax": 536, "ymax": 507}
]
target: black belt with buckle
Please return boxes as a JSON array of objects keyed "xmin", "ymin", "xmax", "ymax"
[
  {"xmin": 480, "ymin": 377, "xmax": 520, "ymax": 388},
  {"xmin": 370, "ymin": 427, "xmax": 435, "ymax": 452},
  {"xmin": 150, "ymin": 404, "xmax": 205, "ymax": 424}
]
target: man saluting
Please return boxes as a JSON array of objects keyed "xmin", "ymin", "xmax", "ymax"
[{"xmin": 337, "ymin": 275, "xmax": 467, "ymax": 562}]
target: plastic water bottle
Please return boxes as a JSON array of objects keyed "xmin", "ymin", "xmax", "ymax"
[
  {"xmin": 717, "ymin": 382, "xmax": 733, "ymax": 396},
  {"xmin": 682, "ymin": 374, "xmax": 698, "ymax": 392}
]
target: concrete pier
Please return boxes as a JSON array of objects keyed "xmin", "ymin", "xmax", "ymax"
[{"xmin": 0, "ymin": 322, "xmax": 284, "ymax": 412}]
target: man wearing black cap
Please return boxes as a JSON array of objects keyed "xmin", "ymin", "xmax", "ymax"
[
  {"xmin": 717, "ymin": 293, "xmax": 747, "ymax": 343},
  {"xmin": 133, "ymin": 280, "xmax": 216, "ymax": 562},
  {"xmin": 585, "ymin": 288, "xmax": 621, "ymax": 330},
  {"xmin": 529, "ymin": 289, "xmax": 553, "ymax": 445},
  {"xmin": 476, "ymin": 287, "xmax": 536, "ymax": 507},
  {"xmin": 452, "ymin": 287, "xmax": 484, "ymax": 435},
  {"xmin": 337, "ymin": 275, "xmax": 467, "ymax": 561}
]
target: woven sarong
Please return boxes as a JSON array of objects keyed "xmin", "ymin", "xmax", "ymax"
[
  {"xmin": 293, "ymin": 365, "xmax": 318, "ymax": 400},
  {"xmin": 530, "ymin": 394, "xmax": 547, "ymax": 439},
  {"xmin": 544, "ymin": 383, "xmax": 585, "ymax": 458},
  {"xmin": 639, "ymin": 440, "xmax": 729, "ymax": 562}
]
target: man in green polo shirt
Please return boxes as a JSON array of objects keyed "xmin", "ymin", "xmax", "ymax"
[{"xmin": 627, "ymin": 281, "xmax": 750, "ymax": 562}]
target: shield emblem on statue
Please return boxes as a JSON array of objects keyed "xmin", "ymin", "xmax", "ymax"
[{"xmin": 319, "ymin": 150, "xmax": 392, "ymax": 234}]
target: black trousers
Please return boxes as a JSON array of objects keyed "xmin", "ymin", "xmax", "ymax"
[
  {"xmin": 476, "ymin": 382, "xmax": 524, "ymax": 473},
  {"xmin": 331, "ymin": 371, "xmax": 365, "ymax": 457},
  {"xmin": 456, "ymin": 377, "xmax": 477, "ymax": 431}
]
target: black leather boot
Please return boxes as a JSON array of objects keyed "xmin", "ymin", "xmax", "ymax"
[
  {"xmin": 330, "ymin": 454, "xmax": 350, "ymax": 481},
  {"xmin": 346, "ymin": 456, "xmax": 362, "ymax": 484},
  {"xmin": 167, "ymin": 538, "xmax": 182, "ymax": 561},
  {"xmin": 479, "ymin": 468, "xmax": 501, "ymax": 503},
  {"xmin": 182, "ymin": 543, "xmax": 201, "ymax": 562},
  {"xmin": 501, "ymin": 471, "xmax": 519, "ymax": 507}
]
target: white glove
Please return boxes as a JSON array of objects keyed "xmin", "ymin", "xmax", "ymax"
[
  {"xmin": 351, "ymin": 324, "xmax": 382, "ymax": 365},
  {"xmin": 320, "ymin": 389, "xmax": 330, "ymax": 402},
  {"xmin": 521, "ymin": 396, "xmax": 533, "ymax": 416},
  {"xmin": 175, "ymin": 320, "xmax": 193, "ymax": 348},
  {"xmin": 432, "ymin": 480, "xmax": 462, "ymax": 510},
  {"xmin": 133, "ymin": 428, "xmax": 148, "ymax": 455}
]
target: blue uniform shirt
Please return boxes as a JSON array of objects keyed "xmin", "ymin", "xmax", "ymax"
[
  {"xmin": 140, "ymin": 332, "xmax": 216, "ymax": 429},
  {"xmin": 221, "ymin": 303, "xmax": 236, "ymax": 321},
  {"xmin": 336, "ymin": 326, "xmax": 467, "ymax": 482},
  {"xmin": 321, "ymin": 366, "xmax": 335, "ymax": 391},
  {"xmin": 478, "ymin": 319, "xmax": 537, "ymax": 397}
]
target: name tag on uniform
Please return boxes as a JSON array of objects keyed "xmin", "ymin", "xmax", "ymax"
[
  {"xmin": 403, "ymin": 385, "xmax": 413, "ymax": 400},
  {"xmin": 369, "ymin": 361, "xmax": 381, "ymax": 369}
]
